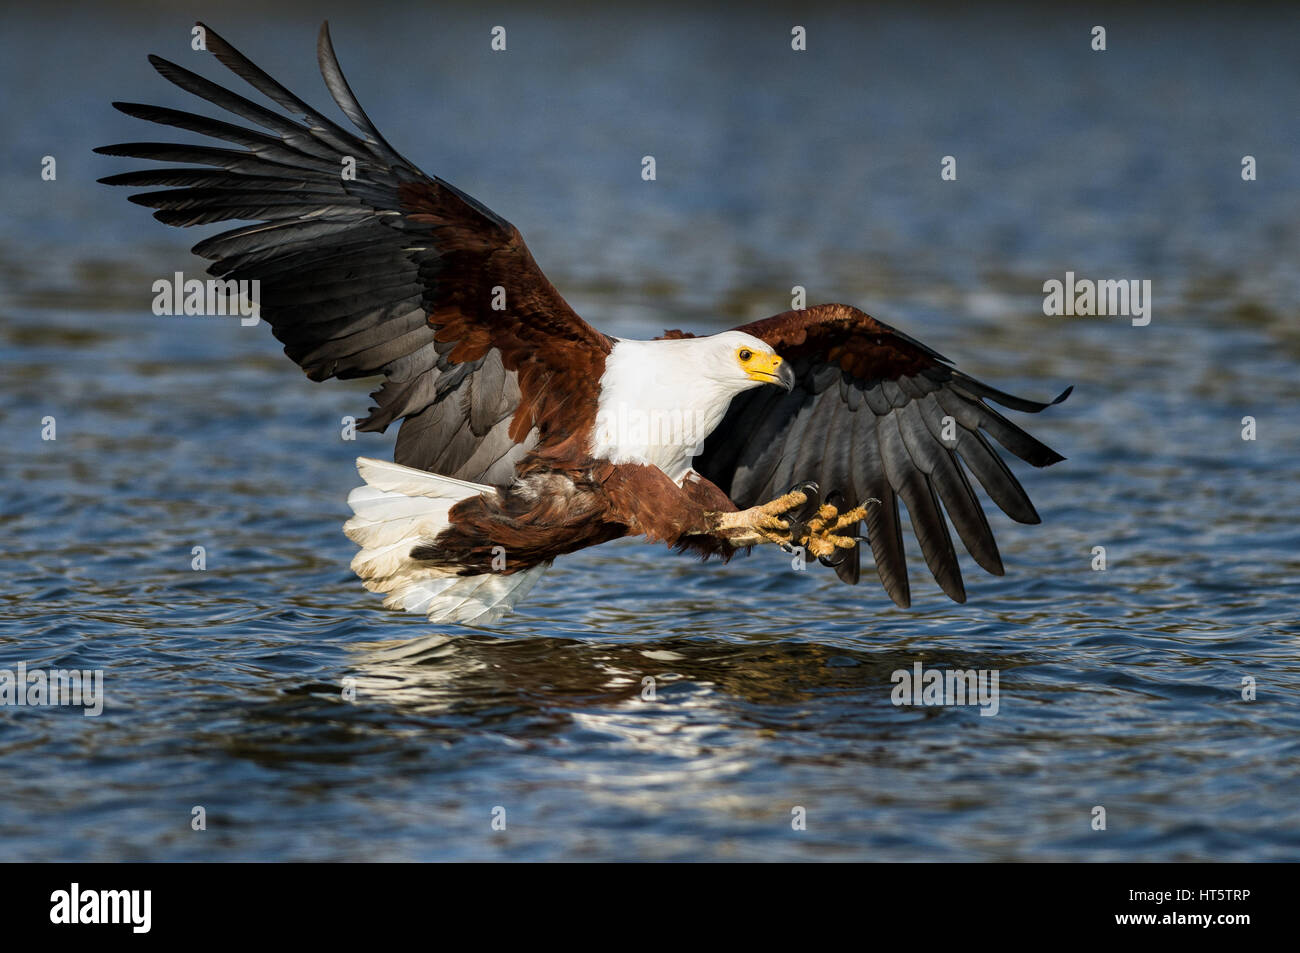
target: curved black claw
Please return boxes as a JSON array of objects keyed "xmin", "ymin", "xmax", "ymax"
[{"xmin": 820, "ymin": 544, "xmax": 861, "ymax": 584}]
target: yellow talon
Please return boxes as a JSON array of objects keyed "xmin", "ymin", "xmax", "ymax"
[
  {"xmin": 806, "ymin": 503, "xmax": 838, "ymax": 533},
  {"xmin": 792, "ymin": 497, "xmax": 880, "ymax": 557},
  {"xmin": 828, "ymin": 504, "xmax": 870, "ymax": 532},
  {"xmin": 715, "ymin": 493, "xmax": 876, "ymax": 554},
  {"xmin": 758, "ymin": 489, "xmax": 808, "ymax": 516},
  {"xmin": 805, "ymin": 536, "xmax": 836, "ymax": 559}
]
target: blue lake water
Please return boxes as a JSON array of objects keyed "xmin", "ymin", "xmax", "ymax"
[{"xmin": 0, "ymin": 2, "xmax": 1297, "ymax": 860}]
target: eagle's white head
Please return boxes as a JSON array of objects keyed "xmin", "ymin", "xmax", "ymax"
[
  {"xmin": 591, "ymin": 330, "xmax": 795, "ymax": 483},
  {"xmin": 689, "ymin": 330, "xmax": 796, "ymax": 394}
]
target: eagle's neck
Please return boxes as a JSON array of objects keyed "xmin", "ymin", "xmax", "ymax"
[{"xmin": 590, "ymin": 338, "xmax": 737, "ymax": 484}]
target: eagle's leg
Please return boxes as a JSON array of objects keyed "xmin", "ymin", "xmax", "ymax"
[
  {"xmin": 709, "ymin": 489, "xmax": 879, "ymax": 553},
  {"xmin": 710, "ymin": 489, "xmax": 811, "ymax": 547}
]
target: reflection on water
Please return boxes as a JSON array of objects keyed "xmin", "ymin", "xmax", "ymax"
[
  {"xmin": 1, "ymin": 2, "xmax": 1299, "ymax": 860},
  {"xmin": 344, "ymin": 633, "xmax": 1029, "ymax": 721}
]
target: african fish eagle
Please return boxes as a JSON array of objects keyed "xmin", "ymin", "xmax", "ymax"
[{"xmin": 97, "ymin": 22, "xmax": 1071, "ymax": 624}]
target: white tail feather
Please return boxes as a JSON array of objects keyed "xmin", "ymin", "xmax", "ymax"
[{"xmin": 344, "ymin": 457, "xmax": 547, "ymax": 625}]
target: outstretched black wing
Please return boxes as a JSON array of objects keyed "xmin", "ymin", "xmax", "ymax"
[
  {"xmin": 688, "ymin": 304, "xmax": 1070, "ymax": 606},
  {"xmin": 97, "ymin": 21, "xmax": 611, "ymax": 486}
]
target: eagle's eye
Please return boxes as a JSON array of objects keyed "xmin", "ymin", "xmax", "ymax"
[{"xmin": 738, "ymin": 348, "xmax": 753, "ymax": 362}]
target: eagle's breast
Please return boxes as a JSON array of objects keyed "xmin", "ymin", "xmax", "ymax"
[{"xmin": 588, "ymin": 338, "xmax": 736, "ymax": 484}]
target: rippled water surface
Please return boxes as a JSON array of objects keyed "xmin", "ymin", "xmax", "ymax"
[{"xmin": 1, "ymin": 2, "xmax": 1298, "ymax": 860}]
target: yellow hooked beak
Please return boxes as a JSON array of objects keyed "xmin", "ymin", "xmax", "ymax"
[{"xmin": 742, "ymin": 350, "xmax": 795, "ymax": 391}]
